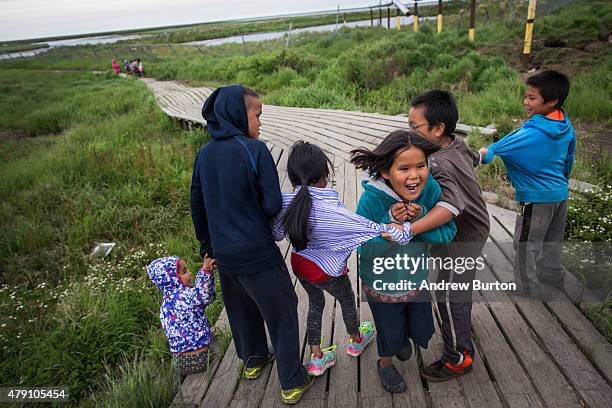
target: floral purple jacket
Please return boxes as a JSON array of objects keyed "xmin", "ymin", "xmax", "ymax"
[{"xmin": 147, "ymin": 256, "xmax": 215, "ymax": 353}]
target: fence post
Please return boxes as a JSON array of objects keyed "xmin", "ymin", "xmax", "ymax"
[
  {"xmin": 334, "ymin": 5, "xmax": 340, "ymax": 38},
  {"xmin": 387, "ymin": 7, "xmax": 391, "ymax": 29},
  {"xmin": 241, "ymin": 35, "xmax": 247, "ymax": 54},
  {"xmin": 469, "ymin": 0, "xmax": 476, "ymax": 41},
  {"xmin": 413, "ymin": 1, "xmax": 419, "ymax": 32},
  {"xmin": 370, "ymin": 9, "xmax": 374, "ymax": 27},
  {"xmin": 396, "ymin": 8, "xmax": 401, "ymax": 30},
  {"xmin": 379, "ymin": 5, "xmax": 382, "ymax": 27},
  {"xmin": 286, "ymin": 22, "xmax": 293, "ymax": 48},
  {"xmin": 522, "ymin": 0, "xmax": 537, "ymax": 67},
  {"xmin": 438, "ymin": 0, "xmax": 443, "ymax": 33}
]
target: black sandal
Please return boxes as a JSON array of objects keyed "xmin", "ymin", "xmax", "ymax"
[{"xmin": 377, "ymin": 360, "xmax": 407, "ymax": 393}]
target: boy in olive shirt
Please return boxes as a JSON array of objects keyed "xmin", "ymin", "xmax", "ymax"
[{"xmin": 392, "ymin": 90, "xmax": 490, "ymax": 381}]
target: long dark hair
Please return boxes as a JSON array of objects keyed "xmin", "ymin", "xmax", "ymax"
[
  {"xmin": 284, "ymin": 141, "xmax": 334, "ymax": 251},
  {"xmin": 350, "ymin": 130, "xmax": 440, "ymax": 178}
]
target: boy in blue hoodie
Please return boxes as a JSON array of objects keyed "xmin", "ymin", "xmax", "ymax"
[
  {"xmin": 479, "ymin": 70, "xmax": 576, "ymax": 297},
  {"xmin": 190, "ymin": 85, "xmax": 313, "ymax": 404}
]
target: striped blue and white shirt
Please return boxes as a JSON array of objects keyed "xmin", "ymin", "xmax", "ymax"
[{"xmin": 272, "ymin": 187, "xmax": 412, "ymax": 277}]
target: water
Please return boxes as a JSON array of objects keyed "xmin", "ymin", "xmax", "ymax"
[
  {"xmin": 1, "ymin": 16, "xmax": 434, "ymax": 60},
  {"xmin": 182, "ymin": 16, "xmax": 432, "ymax": 47},
  {"xmin": 0, "ymin": 33, "xmax": 153, "ymax": 60}
]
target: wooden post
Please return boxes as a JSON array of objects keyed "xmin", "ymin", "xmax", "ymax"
[
  {"xmin": 438, "ymin": 0, "xmax": 443, "ymax": 33},
  {"xmin": 379, "ymin": 5, "xmax": 382, "ymax": 27},
  {"xmin": 522, "ymin": 0, "xmax": 537, "ymax": 67},
  {"xmin": 396, "ymin": 8, "xmax": 401, "ymax": 30},
  {"xmin": 241, "ymin": 35, "xmax": 246, "ymax": 54},
  {"xmin": 343, "ymin": 13, "xmax": 347, "ymax": 25},
  {"xmin": 335, "ymin": 5, "xmax": 340, "ymax": 37},
  {"xmin": 370, "ymin": 9, "xmax": 374, "ymax": 27},
  {"xmin": 413, "ymin": 1, "xmax": 419, "ymax": 33},
  {"xmin": 387, "ymin": 7, "xmax": 391, "ymax": 29},
  {"xmin": 469, "ymin": 0, "xmax": 476, "ymax": 41},
  {"xmin": 287, "ymin": 22, "xmax": 293, "ymax": 47}
]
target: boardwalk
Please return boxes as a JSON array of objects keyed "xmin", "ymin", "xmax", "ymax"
[{"xmin": 142, "ymin": 78, "xmax": 612, "ymax": 408}]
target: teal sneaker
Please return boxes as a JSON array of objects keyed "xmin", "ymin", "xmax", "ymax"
[
  {"xmin": 347, "ymin": 321, "xmax": 376, "ymax": 357},
  {"xmin": 306, "ymin": 345, "xmax": 336, "ymax": 376}
]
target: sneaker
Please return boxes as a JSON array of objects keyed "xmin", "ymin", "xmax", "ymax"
[
  {"xmin": 280, "ymin": 375, "xmax": 315, "ymax": 405},
  {"xmin": 243, "ymin": 352, "xmax": 275, "ymax": 380},
  {"xmin": 306, "ymin": 345, "xmax": 337, "ymax": 376},
  {"xmin": 420, "ymin": 353, "xmax": 473, "ymax": 382},
  {"xmin": 347, "ymin": 320, "xmax": 376, "ymax": 357},
  {"xmin": 377, "ymin": 360, "xmax": 407, "ymax": 393}
]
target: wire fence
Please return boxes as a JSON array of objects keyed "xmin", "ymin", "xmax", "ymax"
[{"xmin": 0, "ymin": 0, "xmax": 581, "ymax": 68}]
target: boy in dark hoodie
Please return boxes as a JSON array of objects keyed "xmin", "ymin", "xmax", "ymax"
[
  {"xmin": 190, "ymin": 85, "xmax": 312, "ymax": 405},
  {"xmin": 479, "ymin": 70, "xmax": 576, "ymax": 298}
]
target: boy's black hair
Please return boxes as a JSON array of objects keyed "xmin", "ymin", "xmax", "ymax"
[
  {"xmin": 525, "ymin": 70, "xmax": 570, "ymax": 109},
  {"xmin": 350, "ymin": 130, "xmax": 440, "ymax": 179},
  {"xmin": 284, "ymin": 141, "xmax": 334, "ymax": 251},
  {"xmin": 410, "ymin": 90, "xmax": 458, "ymax": 138},
  {"xmin": 242, "ymin": 86, "xmax": 260, "ymax": 99}
]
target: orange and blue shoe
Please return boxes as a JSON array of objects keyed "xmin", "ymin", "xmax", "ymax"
[
  {"xmin": 306, "ymin": 345, "xmax": 336, "ymax": 376},
  {"xmin": 420, "ymin": 352, "xmax": 473, "ymax": 382},
  {"xmin": 347, "ymin": 321, "xmax": 375, "ymax": 357}
]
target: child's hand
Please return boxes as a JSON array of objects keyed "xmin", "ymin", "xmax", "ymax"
[
  {"xmin": 478, "ymin": 148, "xmax": 488, "ymax": 163},
  {"xmin": 203, "ymin": 254, "xmax": 216, "ymax": 273},
  {"xmin": 405, "ymin": 203, "xmax": 422, "ymax": 221},
  {"xmin": 388, "ymin": 222, "xmax": 404, "ymax": 231},
  {"xmin": 390, "ymin": 203, "xmax": 409, "ymax": 223}
]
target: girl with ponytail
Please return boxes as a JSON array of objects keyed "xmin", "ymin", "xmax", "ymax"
[{"xmin": 273, "ymin": 141, "xmax": 413, "ymax": 377}]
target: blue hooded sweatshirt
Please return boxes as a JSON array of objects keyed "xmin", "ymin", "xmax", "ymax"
[
  {"xmin": 482, "ymin": 112, "xmax": 575, "ymax": 203},
  {"xmin": 190, "ymin": 85, "xmax": 284, "ymax": 275}
]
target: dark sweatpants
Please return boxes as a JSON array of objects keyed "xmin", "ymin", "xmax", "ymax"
[
  {"xmin": 513, "ymin": 200, "xmax": 568, "ymax": 296},
  {"xmin": 432, "ymin": 242, "xmax": 484, "ymax": 366},
  {"xmin": 367, "ymin": 292, "xmax": 435, "ymax": 357},
  {"xmin": 218, "ymin": 262, "xmax": 306, "ymax": 390}
]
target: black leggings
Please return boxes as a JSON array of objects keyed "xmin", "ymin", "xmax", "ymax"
[{"xmin": 298, "ymin": 274, "xmax": 360, "ymax": 346}]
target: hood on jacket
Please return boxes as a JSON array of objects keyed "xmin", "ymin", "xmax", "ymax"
[
  {"xmin": 523, "ymin": 112, "xmax": 573, "ymax": 141},
  {"xmin": 202, "ymin": 84, "xmax": 249, "ymax": 140},
  {"xmin": 147, "ymin": 256, "xmax": 181, "ymax": 293}
]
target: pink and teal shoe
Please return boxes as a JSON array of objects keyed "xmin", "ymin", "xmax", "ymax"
[
  {"xmin": 306, "ymin": 345, "xmax": 336, "ymax": 376},
  {"xmin": 347, "ymin": 321, "xmax": 376, "ymax": 357}
]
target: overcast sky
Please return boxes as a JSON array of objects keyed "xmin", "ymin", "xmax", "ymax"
[{"xmin": 0, "ymin": 0, "xmax": 378, "ymax": 42}]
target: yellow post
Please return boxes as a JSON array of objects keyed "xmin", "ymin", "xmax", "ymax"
[
  {"xmin": 522, "ymin": 0, "xmax": 538, "ymax": 65},
  {"xmin": 437, "ymin": 0, "xmax": 443, "ymax": 33},
  {"xmin": 413, "ymin": 1, "xmax": 419, "ymax": 32},
  {"xmin": 468, "ymin": 0, "xmax": 476, "ymax": 41},
  {"xmin": 396, "ymin": 16, "xmax": 401, "ymax": 30}
]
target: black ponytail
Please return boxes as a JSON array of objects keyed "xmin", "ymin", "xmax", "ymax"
[
  {"xmin": 283, "ymin": 141, "xmax": 334, "ymax": 251},
  {"xmin": 350, "ymin": 130, "xmax": 440, "ymax": 178}
]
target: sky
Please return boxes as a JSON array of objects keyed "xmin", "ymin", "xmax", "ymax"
[{"xmin": 0, "ymin": 0, "xmax": 378, "ymax": 42}]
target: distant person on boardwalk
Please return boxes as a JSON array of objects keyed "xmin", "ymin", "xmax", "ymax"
[
  {"xmin": 111, "ymin": 58, "xmax": 119, "ymax": 74},
  {"xmin": 190, "ymin": 85, "xmax": 314, "ymax": 405},
  {"xmin": 124, "ymin": 59, "xmax": 131, "ymax": 75},
  {"xmin": 146, "ymin": 256, "xmax": 216, "ymax": 377},
  {"xmin": 137, "ymin": 58, "xmax": 144, "ymax": 77},
  {"xmin": 479, "ymin": 70, "xmax": 575, "ymax": 298}
]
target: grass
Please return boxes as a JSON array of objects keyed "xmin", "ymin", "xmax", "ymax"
[
  {"xmin": 0, "ymin": 69, "xmax": 222, "ymax": 405},
  {"xmin": 0, "ymin": 42, "xmax": 49, "ymax": 54},
  {"xmin": 1, "ymin": 0, "xmax": 611, "ymax": 403}
]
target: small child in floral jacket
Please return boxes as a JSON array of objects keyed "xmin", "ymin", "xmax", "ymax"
[{"xmin": 147, "ymin": 255, "xmax": 216, "ymax": 375}]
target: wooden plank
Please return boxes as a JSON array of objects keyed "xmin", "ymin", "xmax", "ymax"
[
  {"xmin": 477, "ymin": 263, "xmax": 583, "ymax": 407},
  {"xmin": 326, "ymin": 161, "xmax": 360, "ymax": 408},
  {"xmin": 421, "ymin": 308, "xmax": 468, "ymax": 408},
  {"xmin": 486, "ymin": 204, "xmax": 601, "ymax": 305},
  {"xmin": 483, "ymin": 236, "xmax": 612, "ymax": 407}
]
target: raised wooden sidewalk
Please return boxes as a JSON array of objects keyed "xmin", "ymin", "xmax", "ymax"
[{"xmin": 142, "ymin": 79, "xmax": 612, "ymax": 408}]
